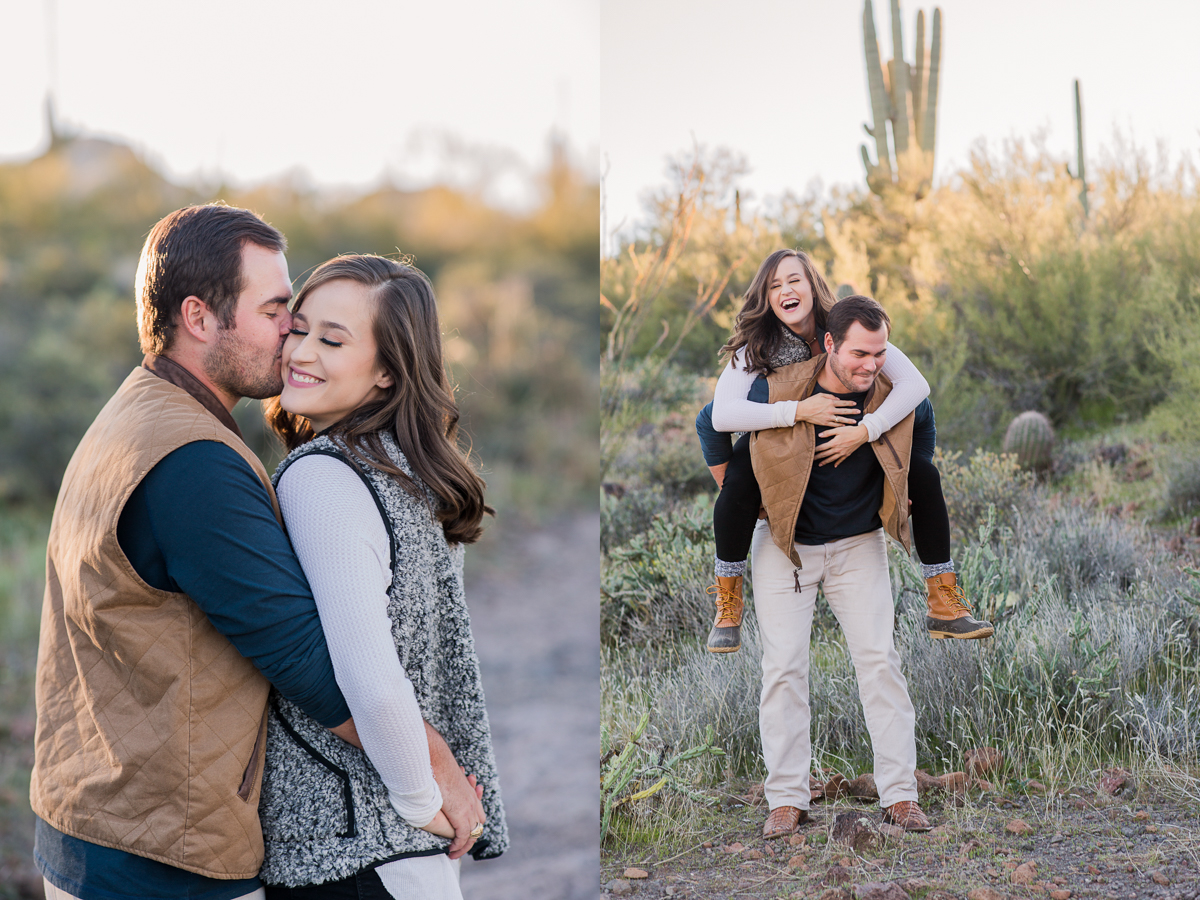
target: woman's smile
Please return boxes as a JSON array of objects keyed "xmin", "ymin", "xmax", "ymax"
[{"xmin": 287, "ymin": 366, "xmax": 325, "ymax": 387}]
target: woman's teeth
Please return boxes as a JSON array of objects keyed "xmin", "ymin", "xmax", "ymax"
[{"xmin": 291, "ymin": 370, "xmax": 323, "ymax": 384}]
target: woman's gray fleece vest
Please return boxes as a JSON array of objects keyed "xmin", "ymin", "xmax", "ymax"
[{"xmin": 258, "ymin": 433, "xmax": 507, "ymax": 887}]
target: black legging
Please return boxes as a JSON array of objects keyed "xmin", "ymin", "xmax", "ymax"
[{"xmin": 713, "ymin": 435, "xmax": 951, "ymax": 566}]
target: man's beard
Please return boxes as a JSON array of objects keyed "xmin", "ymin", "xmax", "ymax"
[
  {"xmin": 205, "ymin": 325, "xmax": 284, "ymax": 401},
  {"xmin": 827, "ymin": 352, "xmax": 875, "ymax": 393}
]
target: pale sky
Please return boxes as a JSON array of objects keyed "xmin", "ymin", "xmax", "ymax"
[
  {"xmin": 0, "ymin": 0, "xmax": 600, "ymax": 208},
  {"xmin": 601, "ymin": 0, "xmax": 1200, "ymax": 251}
]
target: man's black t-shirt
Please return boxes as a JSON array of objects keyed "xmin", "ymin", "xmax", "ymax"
[{"xmin": 793, "ymin": 383, "xmax": 884, "ymax": 544}]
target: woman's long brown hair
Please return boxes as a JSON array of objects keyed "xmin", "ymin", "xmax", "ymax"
[
  {"xmin": 265, "ymin": 255, "xmax": 492, "ymax": 544},
  {"xmin": 719, "ymin": 248, "xmax": 837, "ymax": 374}
]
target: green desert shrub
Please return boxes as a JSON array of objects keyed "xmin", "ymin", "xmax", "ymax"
[
  {"xmin": 600, "ymin": 484, "xmax": 668, "ymax": 555},
  {"xmin": 600, "ymin": 496, "xmax": 719, "ymax": 645},
  {"xmin": 936, "ymin": 447, "xmax": 1033, "ymax": 538},
  {"xmin": 1159, "ymin": 449, "xmax": 1200, "ymax": 522}
]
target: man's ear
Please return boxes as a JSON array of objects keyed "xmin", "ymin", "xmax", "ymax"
[
  {"xmin": 823, "ymin": 332, "xmax": 835, "ymax": 355},
  {"xmin": 178, "ymin": 296, "xmax": 217, "ymax": 344}
]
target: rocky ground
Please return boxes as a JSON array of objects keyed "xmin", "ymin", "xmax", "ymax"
[
  {"xmin": 602, "ymin": 776, "xmax": 1200, "ymax": 900},
  {"xmin": 0, "ymin": 512, "xmax": 600, "ymax": 900}
]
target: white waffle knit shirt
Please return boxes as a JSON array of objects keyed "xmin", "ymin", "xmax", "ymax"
[
  {"xmin": 711, "ymin": 341, "xmax": 930, "ymax": 442},
  {"xmin": 277, "ymin": 454, "xmax": 462, "ymax": 900}
]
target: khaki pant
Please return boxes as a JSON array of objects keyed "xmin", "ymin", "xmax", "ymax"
[
  {"xmin": 751, "ymin": 522, "xmax": 918, "ymax": 810},
  {"xmin": 43, "ymin": 878, "xmax": 265, "ymax": 900}
]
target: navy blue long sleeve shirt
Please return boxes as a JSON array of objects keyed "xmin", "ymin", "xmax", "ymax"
[{"xmin": 37, "ymin": 439, "xmax": 352, "ymax": 900}]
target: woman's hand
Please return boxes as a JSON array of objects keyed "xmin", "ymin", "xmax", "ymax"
[
  {"xmin": 815, "ymin": 424, "xmax": 869, "ymax": 466},
  {"xmin": 421, "ymin": 810, "xmax": 456, "ymax": 839},
  {"xmin": 426, "ymin": 722, "xmax": 487, "ymax": 859},
  {"xmin": 795, "ymin": 394, "xmax": 860, "ymax": 427}
]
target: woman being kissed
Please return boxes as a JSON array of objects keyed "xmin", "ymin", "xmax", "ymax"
[
  {"xmin": 257, "ymin": 255, "xmax": 507, "ymax": 899},
  {"xmin": 695, "ymin": 248, "xmax": 994, "ymax": 652}
]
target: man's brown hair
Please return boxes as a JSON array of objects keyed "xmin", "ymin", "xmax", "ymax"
[
  {"xmin": 826, "ymin": 294, "xmax": 891, "ymax": 349},
  {"xmin": 135, "ymin": 203, "xmax": 286, "ymax": 354}
]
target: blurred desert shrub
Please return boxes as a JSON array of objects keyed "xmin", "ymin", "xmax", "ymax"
[
  {"xmin": 601, "ymin": 496, "xmax": 716, "ymax": 645},
  {"xmin": 1158, "ymin": 450, "xmax": 1200, "ymax": 522},
  {"xmin": 936, "ymin": 447, "xmax": 1034, "ymax": 536},
  {"xmin": 0, "ymin": 137, "xmax": 597, "ymax": 518}
]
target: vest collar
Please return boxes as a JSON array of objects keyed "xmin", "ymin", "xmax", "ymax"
[{"xmin": 142, "ymin": 354, "xmax": 243, "ymax": 439}]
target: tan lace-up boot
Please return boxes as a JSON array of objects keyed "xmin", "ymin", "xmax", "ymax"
[
  {"xmin": 705, "ymin": 575, "xmax": 743, "ymax": 653},
  {"xmin": 925, "ymin": 572, "xmax": 994, "ymax": 640}
]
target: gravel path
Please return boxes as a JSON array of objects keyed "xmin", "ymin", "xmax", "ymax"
[{"xmin": 460, "ymin": 513, "xmax": 600, "ymax": 900}]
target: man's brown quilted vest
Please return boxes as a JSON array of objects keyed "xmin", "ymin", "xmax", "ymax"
[
  {"xmin": 31, "ymin": 366, "xmax": 278, "ymax": 879},
  {"xmin": 750, "ymin": 355, "xmax": 915, "ymax": 566}
]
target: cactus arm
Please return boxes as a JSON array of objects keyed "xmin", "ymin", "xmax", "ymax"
[
  {"xmin": 1075, "ymin": 78, "xmax": 1088, "ymax": 216},
  {"xmin": 912, "ymin": 10, "xmax": 926, "ymax": 149},
  {"xmin": 921, "ymin": 8, "xmax": 941, "ymax": 161},
  {"xmin": 863, "ymin": 0, "xmax": 893, "ymax": 180},
  {"xmin": 889, "ymin": 0, "xmax": 911, "ymax": 153}
]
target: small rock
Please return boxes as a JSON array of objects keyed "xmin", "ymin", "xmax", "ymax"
[
  {"xmin": 623, "ymin": 867, "xmax": 649, "ymax": 879},
  {"xmin": 832, "ymin": 811, "xmax": 879, "ymax": 852},
  {"xmin": 938, "ymin": 771, "xmax": 968, "ymax": 795},
  {"xmin": 743, "ymin": 782, "xmax": 766, "ymax": 805},
  {"xmin": 1151, "ymin": 871, "xmax": 1170, "ymax": 886},
  {"xmin": 853, "ymin": 882, "xmax": 908, "ymax": 900},
  {"xmin": 701, "ymin": 840, "xmax": 713, "ymax": 848},
  {"xmin": 607, "ymin": 879, "xmax": 633, "ymax": 896},
  {"xmin": 1024, "ymin": 779, "xmax": 1046, "ymax": 792},
  {"xmin": 1004, "ymin": 819, "xmax": 1033, "ymax": 835},
  {"xmin": 965, "ymin": 747, "xmax": 1003, "ymax": 777},
  {"xmin": 966, "ymin": 888, "xmax": 1007, "ymax": 900},
  {"xmin": 1011, "ymin": 862, "xmax": 1037, "ymax": 885},
  {"xmin": 787, "ymin": 854, "xmax": 808, "ymax": 871},
  {"xmin": 763, "ymin": 842, "xmax": 777, "ymax": 857},
  {"xmin": 1049, "ymin": 833, "xmax": 1064, "ymax": 844},
  {"xmin": 1145, "ymin": 824, "xmax": 1158, "ymax": 833},
  {"xmin": 825, "ymin": 865, "xmax": 853, "ymax": 885},
  {"xmin": 898, "ymin": 877, "xmax": 931, "ymax": 895},
  {"xmin": 824, "ymin": 773, "xmax": 852, "ymax": 800},
  {"xmin": 973, "ymin": 778, "xmax": 994, "ymax": 792},
  {"xmin": 957, "ymin": 838, "xmax": 983, "ymax": 860},
  {"xmin": 1049, "ymin": 891, "xmax": 1072, "ymax": 900},
  {"xmin": 914, "ymin": 768, "xmax": 942, "ymax": 795},
  {"xmin": 878, "ymin": 823, "xmax": 905, "ymax": 841},
  {"xmin": 1098, "ymin": 767, "xmax": 1137, "ymax": 799},
  {"xmin": 787, "ymin": 832, "xmax": 807, "ymax": 847},
  {"xmin": 1086, "ymin": 865, "xmax": 1099, "ymax": 875},
  {"xmin": 723, "ymin": 842, "xmax": 745, "ymax": 853},
  {"xmin": 848, "ymin": 772, "xmax": 879, "ymax": 799},
  {"xmin": 929, "ymin": 824, "xmax": 953, "ymax": 843},
  {"xmin": 741, "ymin": 849, "xmax": 764, "ymax": 860},
  {"xmin": 1133, "ymin": 809, "xmax": 1150, "ymax": 820},
  {"xmin": 817, "ymin": 889, "xmax": 853, "ymax": 900},
  {"xmin": 811, "ymin": 772, "xmax": 827, "ymax": 801}
]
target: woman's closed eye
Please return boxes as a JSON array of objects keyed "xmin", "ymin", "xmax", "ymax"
[{"xmin": 290, "ymin": 327, "xmax": 342, "ymax": 347}]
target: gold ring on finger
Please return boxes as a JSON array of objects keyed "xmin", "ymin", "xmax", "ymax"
[{"xmin": 469, "ymin": 823, "xmax": 484, "ymax": 838}]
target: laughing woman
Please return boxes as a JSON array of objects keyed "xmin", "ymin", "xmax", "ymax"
[{"xmin": 257, "ymin": 255, "xmax": 506, "ymax": 899}]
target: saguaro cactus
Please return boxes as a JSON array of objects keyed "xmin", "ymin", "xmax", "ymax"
[
  {"xmin": 1003, "ymin": 411, "xmax": 1055, "ymax": 473},
  {"xmin": 1068, "ymin": 79, "xmax": 1089, "ymax": 217},
  {"xmin": 860, "ymin": 0, "xmax": 942, "ymax": 199}
]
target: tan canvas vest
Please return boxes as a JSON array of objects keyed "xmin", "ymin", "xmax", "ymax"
[
  {"xmin": 31, "ymin": 364, "xmax": 279, "ymax": 879},
  {"xmin": 750, "ymin": 355, "xmax": 915, "ymax": 566}
]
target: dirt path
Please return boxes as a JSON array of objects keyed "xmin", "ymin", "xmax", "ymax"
[
  {"xmin": 459, "ymin": 513, "xmax": 600, "ymax": 900},
  {"xmin": 602, "ymin": 781, "xmax": 1200, "ymax": 900}
]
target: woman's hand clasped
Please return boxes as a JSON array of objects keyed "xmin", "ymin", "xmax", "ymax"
[
  {"xmin": 795, "ymin": 394, "xmax": 859, "ymax": 427},
  {"xmin": 814, "ymin": 424, "xmax": 869, "ymax": 466}
]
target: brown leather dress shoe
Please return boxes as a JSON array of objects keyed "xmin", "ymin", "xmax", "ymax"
[
  {"xmin": 882, "ymin": 800, "xmax": 932, "ymax": 832},
  {"xmin": 762, "ymin": 805, "xmax": 809, "ymax": 839}
]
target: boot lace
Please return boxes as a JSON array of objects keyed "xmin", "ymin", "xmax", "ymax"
[
  {"xmin": 706, "ymin": 583, "xmax": 740, "ymax": 622},
  {"xmin": 936, "ymin": 582, "xmax": 974, "ymax": 616}
]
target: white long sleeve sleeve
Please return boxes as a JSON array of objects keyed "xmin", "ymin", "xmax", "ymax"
[
  {"xmin": 711, "ymin": 350, "xmax": 798, "ymax": 432},
  {"xmin": 861, "ymin": 342, "xmax": 930, "ymax": 441},
  {"xmin": 276, "ymin": 455, "xmax": 442, "ymax": 828},
  {"xmin": 710, "ymin": 343, "xmax": 929, "ymax": 442}
]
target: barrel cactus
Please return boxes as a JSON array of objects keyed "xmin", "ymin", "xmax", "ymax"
[{"xmin": 1003, "ymin": 411, "xmax": 1055, "ymax": 472}]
